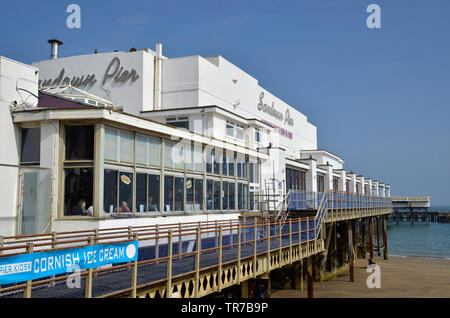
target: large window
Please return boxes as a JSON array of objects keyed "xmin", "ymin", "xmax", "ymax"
[
  {"xmin": 206, "ymin": 179, "xmax": 221, "ymax": 210},
  {"xmin": 66, "ymin": 125, "xmax": 94, "ymax": 161},
  {"xmin": 186, "ymin": 177, "xmax": 203, "ymax": 211},
  {"xmin": 105, "ymin": 128, "xmax": 118, "ymax": 161},
  {"xmin": 104, "ymin": 169, "xmax": 118, "ymax": 213},
  {"xmin": 120, "ymin": 131, "xmax": 133, "ymax": 163},
  {"xmin": 148, "ymin": 174, "xmax": 160, "ymax": 212},
  {"xmin": 255, "ymin": 127, "xmax": 261, "ymax": 143},
  {"xmin": 63, "ymin": 125, "xmax": 94, "ymax": 217},
  {"xmin": 21, "ymin": 127, "xmax": 41, "ymax": 164},
  {"xmin": 135, "ymin": 173, "xmax": 147, "ymax": 212},
  {"xmin": 164, "ymin": 140, "xmax": 184, "ymax": 170},
  {"xmin": 225, "ymin": 120, "xmax": 245, "ymax": 140},
  {"xmin": 317, "ymin": 174, "xmax": 325, "ymax": 193},
  {"xmin": 166, "ymin": 116, "xmax": 189, "ymax": 130},
  {"xmin": 249, "ymin": 160, "xmax": 259, "ymax": 184},
  {"xmin": 64, "ymin": 168, "xmax": 93, "ymax": 216},
  {"xmin": 164, "ymin": 175, "xmax": 184, "ymax": 212}
]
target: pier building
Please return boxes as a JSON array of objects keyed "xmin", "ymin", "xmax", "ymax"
[{"xmin": 0, "ymin": 41, "xmax": 394, "ymax": 298}]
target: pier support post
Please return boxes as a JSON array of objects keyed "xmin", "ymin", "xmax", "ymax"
[
  {"xmin": 347, "ymin": 221, "xmax": 354, "ymax": 282},
  {"xmin": 333, "ymin": 222, "xmax": 337, "ymax": 272},
  {"xmin": 382, "ymin": 215, "xmax": 389, "ymax": 260},
  {"xmin": 294, "ymin": 261, "xmax": 303, "ymax": 291},
  {"xmin": 361, "ymin": 219, "xmax": 366, "ymax": 259},
  {"xmin": 241, "ymin": 280, "xmax": 249, "ymax": 298},
  {"xmin": 376, "ymin": 216, "xmax": 381, "ymax": 257},
  {"xmin": 307, "ymin": 257, "xmax": 314, "ymax": 298},
  {"xmin": 368, "ymin": 217, "xmax": 375, "ymax": 265}
]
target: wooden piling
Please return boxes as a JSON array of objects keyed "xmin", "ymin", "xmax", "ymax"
[
  {"xmin": 383, "ymin": 215, "xmax": 389, "ymax": 260},
  {"xmin": 368, "ymin": 217, "xmax": 375, "ymax": 265},
  {"xmin": 307, "ymin": 257, "xmax": 314, "ymax": 298}
]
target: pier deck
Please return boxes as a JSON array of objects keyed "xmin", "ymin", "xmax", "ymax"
[{"xmin": 0, "ymin": 191, "xmax": 393, "ymax": 298}]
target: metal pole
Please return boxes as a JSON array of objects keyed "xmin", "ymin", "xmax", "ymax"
[
  {"xmin": 194, "ymin": 227, "xmax": 201, "ymax": 297},
  {"xmin": 253, "ymin": 220, "xmax": 257, "ymax": 277},
  {"xmin": 23, "ymin": 243, "xmax": 34, "ymax": 298},
  {"xmin": 131, "ymin": 233, "xmax": 139, "ymax": 298},
  {"xmin": 85, "ymin": 237, "xmax": 94, "ymax": 298},
  {"xmin": 166, "ymin": 231, "xmax": 173, "ymax": 298},
  {"xmin": 218, "ymin": 226, "xmax": 223, "ymax": 292},
  {"xmin": 237, "ymin": 223, "xmax": 241, "ymax": 284}
]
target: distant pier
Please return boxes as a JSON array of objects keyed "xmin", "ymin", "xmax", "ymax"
[{"xmin": 389, "ymin": 196, "xmax": 448, "ymax": 224}]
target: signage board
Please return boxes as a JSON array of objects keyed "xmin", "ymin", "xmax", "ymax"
[{"xmin": 0, "ymin": 241, "xmax": 138, "ymax": 284}]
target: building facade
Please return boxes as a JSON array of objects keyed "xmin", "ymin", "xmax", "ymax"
[{"xmin": 0, "ymin": 42, "xmax": 390, "ymax": 236}]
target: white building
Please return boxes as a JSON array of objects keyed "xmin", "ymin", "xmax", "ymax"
[{"xmin": 0, "ymin": 41, "xmax": 390, "ymax": 236}]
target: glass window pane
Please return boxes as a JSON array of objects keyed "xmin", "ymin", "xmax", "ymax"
[
  {"xmin": 118, "ymin": 172, "xmax": 132, "ymax": 212},
  {"xmin": 164, "ymin": 140, "xmax": 173, "ymax": 169},
  {"xmin": 194, "ymin": 144, "xmax": 203, "ymax": 172},
  {"xmin": 105, "ymin": 128, "xmax": 118, "ymax": 161},
  {"xmin": 222, "ymin": 181, "xmax": 228, "ymax": 210},
  {"xmin": 148, "ymin": 174, "xmax": 160, "ymax": 212},
  {"xmin": 226, "ymin": 122, "xmax": 234, "ymax": 137},
  {"xmin": 64, "ymin": 168, "xmax": 93, "ymax": 216},
  {"xmin": 136, "ymin": 173, "xmax": 147, "ymax": 212},
  {"xmin": 214, "ymin": 181, "xmax": 220, "ymax": 211},
  {"xmin": 206, "ymin": 148, "xmax": 213, "ymax": 173},
  {"xmin": 136, "ymin": 135, "xmax": 147, "ymax": 165},
  {"xmin": 65, "ymin": 126, "xmax": 94, "ymax": 160},
  {"xmin": 213, "ymin": 149, "xmax": 220, "ymax": 175},
  {"xmin": 103, "ymin": 169, "xmax": 117, "ymax": 213},
  {"xmin": 149, "ymin": 137, "xmax": 160, "ymax": 166},
  {"xmin": 237, "ymin": 157, "xmax": 243, "ymax": 178},
  {"xmin": 228, "ymin": 154, "xmax": 235, "ymax": 177},
  {"xmin": 222, "ymin": 153, "xmax": 228, "ymax": 176},
  {"xmin": 243, "ymin": 184, "xmax": 248, "ymax": 210},
  {"xmin": 175, "ymin": 177, "xmax": 184, "ymax": 211},
  {"xmin": 21, "ymin": 127, "xmax": 41, "ymax": 164},
  {"xmin": 164, "ymin": 175, "xmax": 173, "ymax": 212},
  {"xmin": 186, "ymin": 177, "xmax": 194, "ymax": 211},
  {"xmin": 194, "ymin": 179, "xmax": 203, "ymax": 211},
  {"xmin": 120, "ymin": 131, "xmax": 133, "ymax": 163},
  {"xmin": 206, "ymin": 179, "xmax": 213, "ymax": 210},
  {"xmin": 238, "ymin": 183, "xmax": 243, "ymax": 210},
  {"xmin": 173, "ymin": 143, "xmax": 184, "ymax": 170},
  {"xmin": 236, "ymin": 126, "xmax": 244, "ymax": 140},
  {"xmin": 229, "ymin": 182, "xmax": 235, "ymax": 210}
]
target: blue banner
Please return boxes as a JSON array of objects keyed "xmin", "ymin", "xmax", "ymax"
[{"xmin": 0, "ymin": 241, "xmax": 138, "ymax": 284}]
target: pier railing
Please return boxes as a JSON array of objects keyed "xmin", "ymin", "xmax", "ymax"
[
  {"xmin": 288, "ymin": 191, "xmax": 392, "ymax": 211},
  {"xmin": 0, "ymin": 216, "xmax": 325, "ymax": 298}
]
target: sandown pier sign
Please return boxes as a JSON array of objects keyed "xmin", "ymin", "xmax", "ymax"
[
  {"xmin": 38, "ymin": 57, "xmax": 140, "ymax": 88},
  {"xmin": 257, "ymin": 92, "xmax": 294, "ymax": 127}
]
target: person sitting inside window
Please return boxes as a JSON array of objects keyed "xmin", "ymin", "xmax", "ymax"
[
  {"xmin": 115, "ymin": 201, "xmax": 131, "ymax": 213},
  {"xmin": 72, "ymin": 199, "xmax": 86, "ymax": 216}
]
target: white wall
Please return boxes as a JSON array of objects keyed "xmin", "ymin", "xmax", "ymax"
[
  {"xmin": 160, "ymin": 55, "xmax": 317, "ymax": 158},
  {"xmin": 0, "ymin": 57, "xmax": 39, "ymax": 236},
  {"xmin": 33, "ymin": 50, "xmax": 154, "ymax": 115}
]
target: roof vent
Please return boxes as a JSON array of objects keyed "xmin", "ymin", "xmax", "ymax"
[{"xmin": 48, "ymin": 39, "xmax": 63, "ymax": 59}]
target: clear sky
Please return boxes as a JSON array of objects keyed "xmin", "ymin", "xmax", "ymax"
[{"xmin": 1, "ymin": 0, "xmax": 449, "ymax": 204}]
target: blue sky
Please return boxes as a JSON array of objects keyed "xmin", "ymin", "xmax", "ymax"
[{"xmin": 1, "ymin": 0, "xmax": 449, "ymax": 204}]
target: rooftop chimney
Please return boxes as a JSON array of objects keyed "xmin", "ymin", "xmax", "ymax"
[{"xmin": 48, "ymin": 38, "xmax": 63, "ymax": 60}]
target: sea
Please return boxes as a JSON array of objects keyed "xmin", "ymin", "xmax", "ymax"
[{"xmin": 387, "ymin": 205, "xmax": 450, "ymax": 259}]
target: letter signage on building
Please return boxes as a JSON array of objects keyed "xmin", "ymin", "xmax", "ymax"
[
  {"xmin": 38, "ymin": 57, "xmax": 140, "ymax": 89},
  {"xmin": 257, "ymin": 92, "xmax": 294, "ymax": 127},
  {"xmin": 258, "ymin": 91, "xmax": 294, "ymax": 139},
  {"xmin": 0, "ymin": 241, "xmax": 138, "ymax": 284}
]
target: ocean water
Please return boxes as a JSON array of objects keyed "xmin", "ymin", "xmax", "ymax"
[{"xmin": 386, "ymin": 222, "xmax": 450, "ymax": 259}]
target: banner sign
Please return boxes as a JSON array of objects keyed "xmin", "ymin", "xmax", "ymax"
[{"xmin": 0, "ymin": 241, "xmax": 138, "ymax": 284}]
